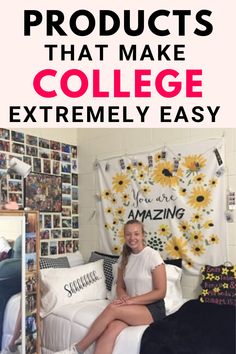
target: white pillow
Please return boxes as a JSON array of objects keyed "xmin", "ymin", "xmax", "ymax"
[
  {"xmin": 0, "ymin": 236, "xmax": 11, "ymax": 253},
  {"xmin": 108, "ymin": 263, "xmax": 183, "ymax": 313},
  {"xmin": 40, "ymin": 259, "xmax": 107, "ymax": 317},
  {"xmin": 165, "ymin": 264, "xmax": 183, "ymax": 315},
  {"xmin": 67, "ymin": 251, "xmax": 84, "ymax": 267}
]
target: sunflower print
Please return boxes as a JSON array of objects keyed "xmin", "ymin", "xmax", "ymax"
[
  {"xmin": 183, "ymin": 154, "xmax": 206, "ymax": 173},
  {"xmin": 112, "ymin": 173, "xmax": 130, "ymax": 193},
  {"xmin": 118, "ymin": 228, "xmax": 125, "ymax": 244},
  {"xmin": 122, "ymin": 193, "xmax": 130, "ymax": 203},
  {"xmin": 102, "ymin": 190, "xmax": 112, "ymax": 199},
  {"xmin": 188, "ymin": 186, "xmax": 212, "ymax": 210},
  {"xmin": 179, "ymin": 187, "xmax": 187, "ymax": 196},
  {"xmin": 154, "ymin": 152, "xmax": 162, "ymax": 162},
  {"xmin": 136, "ymin": 161, "xmax": 148, "ymax": 171},
  {"xmin": 152, "ymin": 161, "xmax": 183, "ymax": 187},
  {"xmin": 208, "ymin": 234, "xmax": 219, "ymax": 244},
  {"xmin": 141, "ymin": 185, "xmax": 151, "ymax": 195},
  {"xmin": 137, "ymin": 170, "xmax": 146, "ymax": 180},
  {"xmin": 111, "ymin": 196, "xmax": 117, "ymax": 205},
  {"xmin": 158, "ymin": 224, "xmax": 170, "ymax": 236},
  {"xmin": 203, "ymin": 220, "xmax": 214, "ymax": 229},
  {"xmin": 112, "ymin": 245, "xmax": 121, "ymax": 254},
  {"xmin": 193, "ymin": 173, "xmax": 205, "ymax": 183},
  {"xmin": 184, "ymin": 257, "xmax": 194, "ymax": 268},
  {"xmin": 191, "ymin": 213, "xmax": 203, "ymax": 223},
  {"xmin": 126, "ymin": 164, "xmax": 133, "ymax": 173},
  {"xmin": 115, "ymin": 206, "xmax": 126, "ymax": 218},
  {"xmin": 165, "ymin": 236, "xmax": 188, "ymax": 258},
  {"xmin": 209, "ymin": 178, "xmax": 218, "ymax": 187},
  {"xmin": 190, "ymin": 231, "xmax": 204, "ymax": 242},
  {"xmin": 191, "ymin": 243, "xmax": 205, "ymax": 256},
  {"xmin": 112, "ymin": 218, "xmax": 119, "ymax": 226},
  {"xmin": 178, "ymin": 220, "xmax": 190, "ymax": 233},
  {"xmin": 105, "ymin": 207, "xmax": 113, "ymax": 214}
]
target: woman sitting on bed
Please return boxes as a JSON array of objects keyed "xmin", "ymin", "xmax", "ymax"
[{"xmin": 56, "ymin": 219, "xmax": 167, "ymax": 354}]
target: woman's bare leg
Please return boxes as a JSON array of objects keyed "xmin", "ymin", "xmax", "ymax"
[
  {"xmin": 75, "ymin": 303, "xmax": 153, "ymax": 352},
  {"xmin": 93, "ymin": 320, "xmax": 127, "ymax": 354}
]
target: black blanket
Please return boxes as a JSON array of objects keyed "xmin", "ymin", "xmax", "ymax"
[{"xmin": 140, "ymin": 300, "xmax": 235, "ymax": 354}]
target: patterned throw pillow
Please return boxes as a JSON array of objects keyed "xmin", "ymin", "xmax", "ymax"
[
  {"xmin": 40, "ymin": 256, "xmax": 70, "ymax": 269},
  {"xmin": 164, "ymin": 258, "xmax": 182, "ymax": 269},
  {"xmin": 89, "ymin": 251, "xmax": 119, "ymax": 291},
  {"xmin": 199, "ymin": 264, "xmax": 236, "ymax": 306}
]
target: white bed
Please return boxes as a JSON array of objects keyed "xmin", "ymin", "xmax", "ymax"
[
  {"xmin": 41, "ymin": 298, "xmax": 186, "ymax": 354},
  {"xmin": 1, "ymin": 293, "xmax": 21, "ymax": 351},
  {"xmin": 40, "ymin": 256, "xmax": 185, "ymax": 354}
]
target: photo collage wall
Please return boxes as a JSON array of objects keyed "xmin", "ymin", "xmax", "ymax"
[{"xmin": 0, "ymin": 128, "xmax": 79, "ymax": 257}]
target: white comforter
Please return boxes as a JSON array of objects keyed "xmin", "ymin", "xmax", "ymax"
[
  {"xmin": 1, "ymin": 293, "xmax": 21, "ymax": 351},
  {"xmin": 41, "ymin": 298, "xmax": 185, "ymax": 354}
]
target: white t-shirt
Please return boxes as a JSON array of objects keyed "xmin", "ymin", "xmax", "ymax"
[{"xmin": 119, "ymin": 246, "xmax": 164, "ymax": 297}]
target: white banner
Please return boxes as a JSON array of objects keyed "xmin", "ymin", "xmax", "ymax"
[{"xmin": 97, "ymin": 138, "xmax": 227, "ymax": 274}]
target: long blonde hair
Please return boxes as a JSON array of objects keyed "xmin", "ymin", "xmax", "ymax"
[{"xmin": 120, "ymin": 219, "xmax": 144, "ymax": 273}]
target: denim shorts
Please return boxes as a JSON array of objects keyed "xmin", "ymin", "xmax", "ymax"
[{"xmin": 146, "ymin": 299, "xmax": 166, "ymax": 322}]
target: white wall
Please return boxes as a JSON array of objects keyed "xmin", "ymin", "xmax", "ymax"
[
  {"xmin": 76, "ymin": 128, "xmax": 236, "ymax": 299},
  {"xmin": 17, "ymin": 127, "xmax": 236, "ymax": 298}
]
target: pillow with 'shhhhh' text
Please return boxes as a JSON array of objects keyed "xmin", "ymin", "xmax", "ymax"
[{"xmin": 40, "ymin": 259, "xmax": 107, "ymax": 317}]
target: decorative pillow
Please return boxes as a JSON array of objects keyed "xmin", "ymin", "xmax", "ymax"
[
  {"xmin": 0, "ymin": 237, "xmax": 11, "ymax": 254},
  {"xmin": 40, "ymin": 256, "xmax": 70, "ymax": 269},
  {"xmin": 67, "ymin": 251, "xmax": 84, "ymax": 267},
  {"xmin": 89, "ymin": 251, "xmax": 119, "ymax": 291},
  {"xmin": 164, "ymin": 264, "xmax": 184, "ymax": 315},
  {"xmin": 40, "ymin": 259, "xmax": 107, "ymax": 317},
  {"xmin": 199, "ymin": 264, "xmax": 236, "ymax": 306},
  {"xmin": 107, "ymin": 263, "xmax": 119, "ymax": 301},
  {"xmin": 108, "ymin": 263, "xmax": 183, "ymax": 315},
  {"xmin": 164, "ymin": 258, "xmax": 182, "ymax": 269}
]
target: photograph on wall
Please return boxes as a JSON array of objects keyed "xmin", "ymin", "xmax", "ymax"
[
  {"xmin": 0, "ymin": 129, "xmax": 9, "ymax": 140},
  {"xmin": 24, "ymin": 173, "xmax": 62, "ymax": 212},
  {"xmin": 58, "ymin": 240, "xmax": 65, "ymax": 254},
  {"xmin": 49, "ymin": 240, "xmax": 57, "ymax": 255},
  {"xmin": 0, "ymin": 140, "xmax": 10, "ymax": 152},
  {"xmin": 62, "ymin": 229, "xmax": 71, "ymax": 238},
  {"xmin": 41, "ymin": 241, "xmax": 49, "ymax": 256},
  {"xmin": 44, "ymin": 214, "xmax": 52, "ymax": 228},
  {"xmin": 50, "ymin": 140, "xmax": 61, "ymax": 151},
  {"xmin": 53, "ymin": 214, "xmax": 61, "ymax": 228},
  {"xmin": 26, "ymin": 274, "xmax": 37, "ymax": 296},
  {"xmin": 26, "ymin": 135, "xmax": 38, "ymax": 146},
  {"xmin": 40, "ymin": 230, "xmax": 50, "ymax": 240},
  {"xmin": 26, "ymin": 146, "xmax": 38, "ymax": 157},
  {"xmin": 11, "ymin": 131, "xmax": 25, "ymax": 143},
  {"xmin": 25, "ymin": 253, "xmax": 37, "ymax": 273},
  {"xmin": 52, "ymin": 160, "xmax": 60, "ymax": 175},
  {"xmin": 51, "ymin": 229, "xmax": 61, "ymax": 239}
]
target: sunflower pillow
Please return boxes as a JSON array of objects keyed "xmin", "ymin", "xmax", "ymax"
[{"xmin": 199, "ymin": 264, "xmax": 236, "ymax": 306}]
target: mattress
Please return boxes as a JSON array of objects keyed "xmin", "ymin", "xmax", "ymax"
[
  {"xmin": 1, "ymin": 293, "xmax": 21, "ymax": 350},
  {"xmin": 41, "ymin": 298, "xmax": 186, "ymax": 354}
]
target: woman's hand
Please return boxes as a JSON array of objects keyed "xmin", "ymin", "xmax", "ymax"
[{"xmin": 112, "ymin": 295, "xmax": 130, "ymax": 305}]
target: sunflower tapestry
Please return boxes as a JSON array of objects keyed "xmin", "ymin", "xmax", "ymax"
[{"xmin": 96, "ymin": 138, "xmax": 227, "ymax": 274}]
